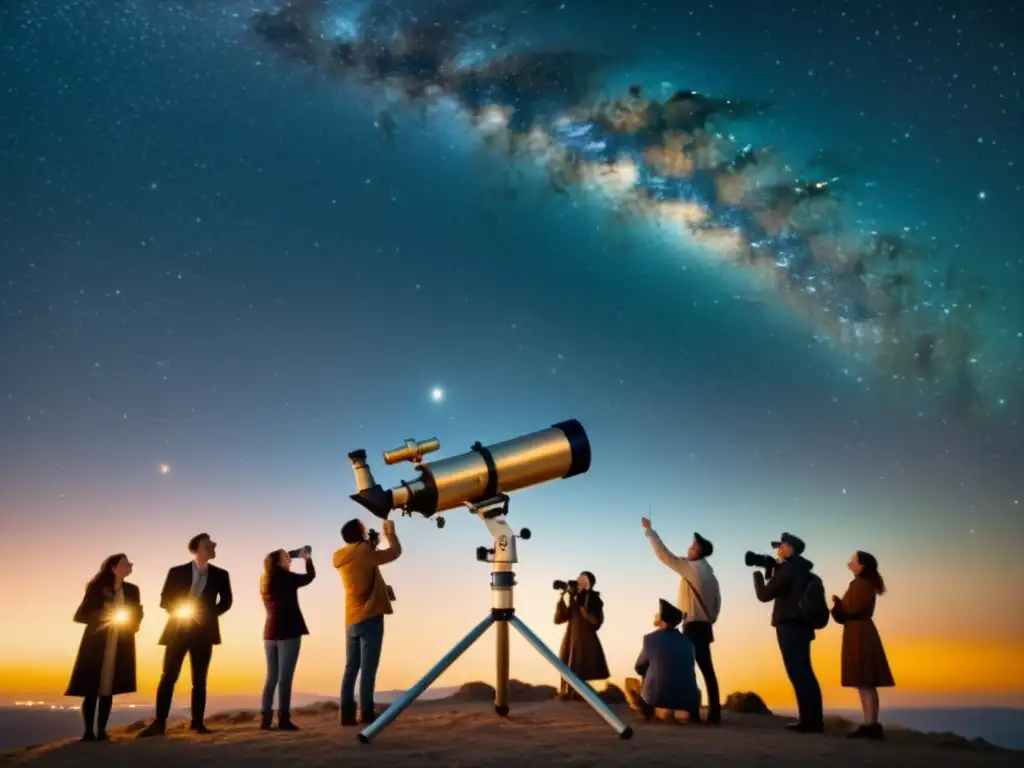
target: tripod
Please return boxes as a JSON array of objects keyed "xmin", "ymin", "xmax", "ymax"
[{"xmin": 357, "ymin": 494, "xmax": 633, "ymax": 743}]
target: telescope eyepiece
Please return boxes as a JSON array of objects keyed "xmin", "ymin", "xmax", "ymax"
[{"xmin": 348, "ymin": 449, "xmax": 368, "ymax": 463}]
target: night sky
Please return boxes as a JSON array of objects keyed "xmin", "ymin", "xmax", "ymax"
[{"xmin": 1, "ymin": 0, "xmax": 1021, "ymax": 708}]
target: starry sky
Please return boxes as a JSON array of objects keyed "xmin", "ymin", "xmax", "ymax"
[{"xmin": 1, "ymin": 0, "xmax": 1022, "ymax": 710}]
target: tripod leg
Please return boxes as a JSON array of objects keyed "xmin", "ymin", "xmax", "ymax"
[
  {"xmin": 495, "ymin": 620, "xmax": 510, "ymax": 716},
  {"xmin": 509, "ymin": 616, "xmax": 633, "ymax": 740},
  {"xmin": 358, "ymin": 615, "xmax": 495, "ymax": 744}
]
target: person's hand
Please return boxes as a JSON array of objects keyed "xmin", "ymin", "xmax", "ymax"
[
  {"xmin": 301, "ymin": 547, "xmax": 310, "ymax": 559},
  {"xmin": 382, "ymin": 519, "xmax": 395, "ymax": 536},
  {"xmin": 831, "ymin": 595, "xmax": 841, "ymax": 605},
  {"xmin": 641, "ymin": 517, "xmax": 651, "ymax": 529}
]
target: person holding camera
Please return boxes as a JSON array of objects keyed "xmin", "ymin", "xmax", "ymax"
[
  {"xmin": 640, "ymin": 518, "xmax": 722, "ymax": 723},
  {"xmin": 66, "ymin": 554, "xmax": 143, "ymax": 742},
  {"xmin": 830, "ymin": 551, "xmax": 895, "ymax": 739},
  {"xmin": 139, "ymin": 533, "xmax": 233, "ymax": 738},
  {"xmin": 334, "ymin": 518, "xmax": 401, "ymax": 726},
  {"xmin": 750, "ymin": 532, "xmax": 827, "ymax": 734},
  {"xmin": 259, "ymin": 546, "xmax": 316, "ymax": 731},
  {"xmin": 553, "ymin": 571, "xmax": 610, "ymax": 699}
]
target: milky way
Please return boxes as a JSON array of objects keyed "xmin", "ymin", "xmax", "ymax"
[{"xmin": 240, "ymin": 0, "xmax": 1022, "ymax": 419}]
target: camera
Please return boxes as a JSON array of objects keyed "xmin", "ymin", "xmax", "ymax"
[
  {"xmin": 287, "ymin": 546, "xmax": 311, "ymax": 558},
  {"xmin": 745, "ymin": 551, "xmax": 777, "ymax": 575},
  {"xmin": 553, "ymin": 579, "xmax": 578, "ymax": 592}
]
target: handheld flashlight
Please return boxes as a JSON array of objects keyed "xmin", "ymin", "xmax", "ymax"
[{"xmin": 175, "ymin": 601, "xmax": 195, "ymax": 620}]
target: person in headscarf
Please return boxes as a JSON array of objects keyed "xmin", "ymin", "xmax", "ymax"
[
  {"xmin": 831, "ymin": 551, "xmax": 895, "ymax": 740},
  {"xmin": 623, "ymin": 598, "xmax": 702, "ymax": 723},
  {"xmin": 554, "ymin": 570, "xmax": 610, "ymax": 699}
]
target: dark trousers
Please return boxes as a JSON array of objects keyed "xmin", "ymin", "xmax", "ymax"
[
  {"xmin": 262, "ymin": 637, "xmax": 302, "ymax": 715},
  {"xmin": 684, "ymin": 621, "xmax": 721, "ymax": 720},
  {"xmin": 82, "ymin": 695, "xmax": 113, "ymax": 735},
  {"xmin": 155, "ymin": 640, "xmax": 213, "ymax": 725},
  {"xmin": 776, "ymin": 623, "xmax": 823, "ymax": 727},
  {"xmin": 341, "ymin": 615, "xmax": 384, "ymax": 715}
]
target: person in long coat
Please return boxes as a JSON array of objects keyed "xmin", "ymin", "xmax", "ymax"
[
  {"xmin": 554, "ymin": 570, "xmax": 610, "ymax": 699},
  {"xmin": 830, "ymin": 550, "xmax": 895, "ymax": 740},
  {"xmin": 66, "ymin": 554, "xmax": 143, "ymax": 741}
]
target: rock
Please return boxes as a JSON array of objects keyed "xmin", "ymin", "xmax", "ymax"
[
  {"xmin": 598, "ymin": 684, "xmax": 627, "ymax": 704},
  {"xmin": 723, "ymin": 691, "xmax": 772, "ymax": 715},
  {"xmin": 451, "ymin": 680, "xmax": 558, "ymax": 702}
]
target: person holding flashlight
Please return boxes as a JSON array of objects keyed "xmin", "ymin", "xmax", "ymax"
[
  {"xmin": 138, "ymin": 533, "xmax": 233, "ymax": 738},
  {"xmin": 66, "ymin": 554, "xmax": 142, "ymax": 742}
]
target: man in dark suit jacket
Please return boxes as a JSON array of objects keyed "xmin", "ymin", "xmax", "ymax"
[
  {"xmin": 624, "ymin": 599, "xmax": 702, "ymax": 722},
  {"xmin": 138, "ymin": 533, "xmax": 233, "ymax": 737}
]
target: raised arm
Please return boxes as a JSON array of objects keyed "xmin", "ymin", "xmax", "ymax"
[
  {"xmin": 372, "ymin": 527, "xmax": 402, "ymax": 566},
  {"xmin": 554, "ymin": 595, "xmax": 571, "ymax": 625},
  {"xmin": 216, "ymin": 570, "xmax": 233, "ymax": 615},
  {"xmin": 579, "ymin": 593, "xmax": 604, "ymax": 628},
  {"xmin": 289, "ymin": 557, "xmax": 316, "ymax": 587},
  {"xmin": 645, "ymin": 528, "xmax": 695, "ymax": 578},
  {"xmin": 753, "ymin": 563, "xmax": 791, "ymax": 603}
]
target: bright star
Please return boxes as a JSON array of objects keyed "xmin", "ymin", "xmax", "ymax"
[
  {"xmin": 977, "ymin": 191, "xmax": 987, "ymax": 200},
  {"xmin": 159, "ymin": 463, "xmax": 171, "ymax": 475},
  {"xmin": 430, "ymin": 387, "xmax": 445, "ymax": 403}
]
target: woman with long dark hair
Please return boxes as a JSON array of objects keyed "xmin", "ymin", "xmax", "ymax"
[
  {"xmin": 831, "ymin": 551, "xmax": 895, "ymax": 739},
  {"xmin": 259, "ymin": 547, "xmax": 315, "ymax": 730},
  {"xmin": 66, "ymin": 554, "xmax": 142, "ymax": 741},
  {"xmin": 554, "ymin": 570, "xmax": 610, "ymax": 699}
]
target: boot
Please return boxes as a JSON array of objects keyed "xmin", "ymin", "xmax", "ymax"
[
  {"xmin": 259, "ymin": 712, "xmax": 273, "ymax": 730},
  {"xmin": 136, "ymin": 720, "xmax": 166, "ymax": 738},
  {"xmin": 340, "ymin": 704, "xmax": 358, "ymax": 727},
  {"xmin": 277, "ymin": 711, "xmax": 299, "ymax": 731}
]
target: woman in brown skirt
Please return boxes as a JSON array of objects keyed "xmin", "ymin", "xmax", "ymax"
[{"xmin": 830, "ymin": 551, "xmax": 895, "ymax": 740}]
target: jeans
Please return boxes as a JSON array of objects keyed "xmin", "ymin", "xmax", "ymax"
[
  {"xmin": 262, "ymin": 637, "xmax": 302, "ymax": 715},
  {"xmin": 341, "ymin": 615, "xmax": 384, "ymax": 714},
  {"xmin": 776, "ymin": 623, "xmax": 823, "ymax": 727}
]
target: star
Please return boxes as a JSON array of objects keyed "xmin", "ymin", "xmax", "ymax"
[
  {"xmin": 977, "ymin": 191, "xmax": 987, "ymax": 200},
  {"xmin": 430, "ymin": 387, "xmax": 445, "ymax": 403},
  {"xmin": 159, "ymin": 463, "xmax": 171, "ymax": 475}
]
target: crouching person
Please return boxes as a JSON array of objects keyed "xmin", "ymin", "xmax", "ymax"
[{"xmin": 624, "ymin": 599, "xmax": 702, "ymax": 723}]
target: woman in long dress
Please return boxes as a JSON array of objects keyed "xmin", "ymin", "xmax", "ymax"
[
  {"xmin": 830, "ymin": 551, "xmax": 895, "ymax": 740},
  {"xmin": 66, "ymin": 554, "xmax": 143, "ymax": 741},
  {"xmin": 554, "ymin": 570, "xmax": 610, "ymax": 699}
]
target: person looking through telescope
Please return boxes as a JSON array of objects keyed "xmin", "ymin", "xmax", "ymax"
[
  {"xmin": 554, "ymin": 571, "xmax": 610, "ymax": 699},
  {"xmin": 65, "ymin": 553, "xmax": 142, "ymax": 742},
  {"xmin": 334, "ymin": 518, "xmax": 401, "ymax": 727}
]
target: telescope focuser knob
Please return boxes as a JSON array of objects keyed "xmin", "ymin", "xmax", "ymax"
[
  {"xmin": 436, "ymin": 517, "xmax": 446, "ymax": 529},
  {"xmin": 476, "ymin": 546, "xmax": 493, "ymax": 562},
  {"xmin": 519, "ymin": 528, "xmax": 531, "ymax": 540}
]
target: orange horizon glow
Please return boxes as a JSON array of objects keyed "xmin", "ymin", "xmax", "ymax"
[{"xmin": 4, "ymin": 491, "xmax": 1022, "ymax": 714}]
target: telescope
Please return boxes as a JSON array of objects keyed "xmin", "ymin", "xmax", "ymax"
[
  {"xmin": 347, "ymin": 419, "xmax": 633, "ymax": 746},
  {"xmin": 347, "ymin": 420, "xmax": 591, "ymax": 521}
]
